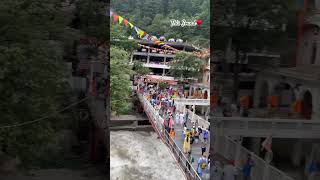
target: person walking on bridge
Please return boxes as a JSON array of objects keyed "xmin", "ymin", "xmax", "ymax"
[
  {"xmin": 203, "ymin": 129, "xmax": 209, "ymax": 143},
  {"xmin": 186, "ymin": 151, "xmax": 194, "ymax": 172},
  {"xmin": 223, "ymin": 160, "xmax": 237, "ymax": 180},
  {"xmin": 183, "ymin": 130, "xmax": 191, "ymax": 153},
  {"xmin": 197, "ymin": 153, "xmax": 209, "ymax": 178},
  {"xmin": 169, "ymin": 128, "xmax": 176, "ymax": 139}
]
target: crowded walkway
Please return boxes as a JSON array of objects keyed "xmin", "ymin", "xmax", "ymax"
[{"xmin": 137, "ymin": 78, "xmax": 211, "ymax": 179}]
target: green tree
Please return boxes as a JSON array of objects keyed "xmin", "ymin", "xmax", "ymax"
[
  {"xmin": 111, "ymin": 0, "xmax": 210, "ymax": 47},
  {"xmin": 0, "ymin": 0, "xmax": 76, "ymax": 165},
  {"xmin": 110, "ymin": 46, "xmax": 132, "ymax": 115},
  {"xmin": 169, "ymin": 52, "xmax": 203, "ymax": 80}
]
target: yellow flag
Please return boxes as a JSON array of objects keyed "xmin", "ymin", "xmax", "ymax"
[
  {"xmin": 128, "ymin": 22, "xmax": 134, "ymax": 29},
  {"xmin": 118, "ymin": 16, "xmax": 123, "ymax": 24},
  {"xmin": 139, "ymin": 29, "xmax": 145, "ymax": 38}
]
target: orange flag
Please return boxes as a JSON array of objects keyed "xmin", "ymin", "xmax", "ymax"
[
  {"xmin": 123, "ymin": 18, "xmax": 129, "ymax": 26},
  {"xmin": 113, "ymin": 14, "xmax": 119, "ymax": 23}
]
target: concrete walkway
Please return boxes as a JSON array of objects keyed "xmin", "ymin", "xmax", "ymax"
[{"xmin": 172, "ymin": 117, "xmax": 210, "ymax": 177}]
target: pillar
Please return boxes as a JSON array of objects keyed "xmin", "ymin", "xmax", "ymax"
[
  {"xmin": 147, "ymin": 48, "xmax": 150, "ymax": 64},
  {"xmin": 291, "ymin": 140, "xmax": 303, "ymax": 167},
  {"xmin": 311, "ymin": 95, "xmax": 320, "ymax": 120},
  {"xmin": 164, "ymin": 56, "xmax": 166, "ymax": 64},
  {"xmin": 147, "ymin": 55, "xmax": 150, "ymax": 64},
  {"xmin": 192, "ymin": 105, "xmax": 195, "ymax": 123},
  {"xmin": 162, "ymin": 68, "xmax": 165, "ymax": 76},
  {"xmin": 189, "ymin": 86, "xmax": 192, "ymax": 98}
]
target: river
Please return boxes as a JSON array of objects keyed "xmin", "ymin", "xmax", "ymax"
[{"xmin": 110, "ymin": 131, "xmax": 185, "ymax": 180}]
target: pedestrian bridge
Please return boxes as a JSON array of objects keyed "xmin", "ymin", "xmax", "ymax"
[
  {"xmin": 175, "ymin": 98, "xmax": 210, "ymax": 106},
  {"xmin": 214, "ymin": 116, "xmax": 320, "ymax": 139},
  {"xmin": 138, "ymin": 93, "xmax": 294, "ymax": 180}
]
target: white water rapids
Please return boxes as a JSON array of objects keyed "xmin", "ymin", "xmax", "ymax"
[{"xmin": 110, "ymin": 131, "xmax": 185, "ymax": 180}]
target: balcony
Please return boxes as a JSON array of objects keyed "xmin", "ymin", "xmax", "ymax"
[
  {"xmin": 142, "ymin": 62, "xmax": 170, "ymax": 69},
  {"xmin": 305, "ymin": 9, "xmax": 320, "ymax": 27},
  {"xmin": 133, "ymin": 51, "xmax": 175, "ymax": 58}
]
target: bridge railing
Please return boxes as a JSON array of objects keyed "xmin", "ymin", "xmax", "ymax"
[
  {"xmin": 214, "ymin": 117, "xmax": 320, "ymax": 138},
  {"xmin": 185, "ymin": 109, "xmax": 210, "ymax": 130},
  {"xmin": 214, "ymin": 132, "xmax": 295, "ymax": 180},
  {"xmin": 175, "ymin": 98, "xmax": 210, "ymax": 105},
  {"xmin": 138, "ymin": 94, "xmax": 202, "ymax": 180}
]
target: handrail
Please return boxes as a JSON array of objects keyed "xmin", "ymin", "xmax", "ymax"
[
  {"xmin": 214, "ymin": 135, "xmax": 295, "ymax": 180},
  {"xmin": 175, "ymin": 98, "xmax": 210, "ymax": 105},
  {"xmin": 213, "ymin": 116, "xmax": 320, "ymax": 138},
  {"xmin": 185, "ymin": 109, "xmax": 210, "ymax": 129},
  {"xmin": 215, "ymin": 116, "xmax": 320, "ymax": 123},
  {"xmin": 138, "ymin": 93, "xmax": 202, "ymax": 180}
]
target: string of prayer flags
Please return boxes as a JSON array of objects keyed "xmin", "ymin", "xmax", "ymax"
[
  {"xmin": 118, "ymin": 16, "xmax": 123, "ymax": 24},
  {"xmin": 110, "ymin": 10, "xmax": 180, "ymax": 52}
]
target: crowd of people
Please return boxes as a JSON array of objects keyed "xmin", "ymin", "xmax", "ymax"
[
  {"xmin": 137, "ymin": 78, "xmax": 259, "ymax": 180},
  {"xmin": 138, "ymin": 79, "xmax": 211, "ymax": 179}
]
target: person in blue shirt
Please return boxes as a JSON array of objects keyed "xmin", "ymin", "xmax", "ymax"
[
  {"xmin": 242, "ymin": 153, "xmax": 254, "ymax": 180},
  {"xmin": 197, "ymin": 153, "xmax": 208, "ymax": 178},
  {"xmin": 307, "ymin": 159, "xmax": 317, "ymax": 180}
]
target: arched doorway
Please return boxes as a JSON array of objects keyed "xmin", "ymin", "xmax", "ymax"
[
  {"xmin": 204, "ymin": 90, "xmax": 208, "ymax": 99},
  {"xmin": 273, "ymin": 83, "xmax": 295, "ymax": 107},
  {"xmin": 301, "ymin": 91, "xmax": 313, "ymax": 119},
  {"xmin": 259, "ymin": 81, "xmax": 269, "ymax": 108}
]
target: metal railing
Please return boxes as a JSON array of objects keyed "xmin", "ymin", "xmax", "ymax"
[
  {"xmin": 213, "ymin": 134, "xmax": 295, "ymax": 180},
  {"xmin": 175, "ymin": 98, "xmax": 210, "ymax": 106},
  {"xmin": 138, "ymin": 93, "xmax": 202, "ymax": 180},
  {"xmin": 214, "ymin": 117, "xmax": 320, "ymax": 139},
  {"xmin": 185, "ymin": 109, "xmax": 210, "ymax": 130}
]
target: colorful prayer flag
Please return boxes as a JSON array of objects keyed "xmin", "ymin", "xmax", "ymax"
[
  {"xmin": 123, "ymin": 18, "xmax": 129, "ymax": 26},
  {"xmin": 129, "ymin": 22, "xmax": 134, "ymax": 29},
  {"xmin": 134, "ymin": 26, "xmax": 139, "ymax": 35},
  {"xmin": 138, "ymin": 29, "xmax": 145, "ymax": 38},
  {"xmin": 118, "ymin": 16, "xmax": 123, "ymax": 24},
  {"xmin": 113, "ymin": 14, "xmax": 119, "ymax": 22}
]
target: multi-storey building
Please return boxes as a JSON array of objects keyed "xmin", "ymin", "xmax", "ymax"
[
  {"xmin": 213, "ymin": 1, "xmax": 320, "ymax": 179},
  {"xmin": 131, "ymin": 40, "xmax": 210, "ymax": 118}
]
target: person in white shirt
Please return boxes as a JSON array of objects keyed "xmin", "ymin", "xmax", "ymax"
[{"xmin": 223, "ymin": 160, "xmax": 238, "ymax": 180}]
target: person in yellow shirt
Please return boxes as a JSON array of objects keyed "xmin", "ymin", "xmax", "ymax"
[{"xmin": 183, "ymin": 130, "xmax": 191, "ymax": 153}]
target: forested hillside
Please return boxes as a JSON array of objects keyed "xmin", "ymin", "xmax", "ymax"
[{"xmin": 111, "ymin": 0, "xmax": 210, "ymax": 47}]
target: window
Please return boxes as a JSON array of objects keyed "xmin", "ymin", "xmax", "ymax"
[{"xmin": 311, "ymin": 42, "xmax": 317, "ymax": 64}]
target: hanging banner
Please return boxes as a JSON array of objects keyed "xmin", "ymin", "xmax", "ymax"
[{"xmin": 118, "ymin": 16, "xmax": 123, "ymax": 24}]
